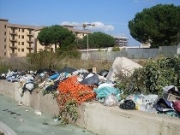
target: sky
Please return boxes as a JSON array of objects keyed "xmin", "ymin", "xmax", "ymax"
[{"xmin": 0, "ymin": 0, "xmax": 180, "ymax": 46}]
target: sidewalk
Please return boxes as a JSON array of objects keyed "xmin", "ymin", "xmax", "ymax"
[{"xmin": 0, "ymin": 93, "xmax": 96, "ymax": 135}]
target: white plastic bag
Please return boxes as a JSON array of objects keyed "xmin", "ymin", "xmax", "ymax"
[{"xmin": 104, "ymin": 94, "xmax": 117, "ymax": 107}]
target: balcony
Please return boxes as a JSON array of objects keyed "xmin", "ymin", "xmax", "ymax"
[
  {"xmin": 26, "ymin": 45, "xmax": 33, "ymax": 49},
  {"xmin": 9, "ymin": 44, "xmax": 17, "ymax": 49},
  {"xmin": 27, "ymin": 38, "xmax": 34, "ymax": 43},
  {"xmin": 10, "ymin": 30, "xmax": 18, "ymax": 35},
  {"xmin": 27, "ymin": 32, "xmax": 34, "ymax": 36},
  {"xmin": 9, "ymin": 37, "xmax": 18, "ymax": 42}
]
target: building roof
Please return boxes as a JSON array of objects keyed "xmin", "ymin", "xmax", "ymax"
[{"xmin": 0, "ymin": 18, "xmax": 8, "ymax": 22}]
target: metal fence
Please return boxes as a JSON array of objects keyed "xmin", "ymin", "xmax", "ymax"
[{"xmin": 81, "ymin": 46, "xmax": 178, "ymax": 61}]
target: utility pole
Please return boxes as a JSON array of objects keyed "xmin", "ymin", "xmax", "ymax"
[{"xmin": 82, "ymin": 23, "xmax": 95, "ymax": 60}]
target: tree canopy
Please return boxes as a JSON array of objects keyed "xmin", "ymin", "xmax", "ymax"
[
  {"xmin": 37, "ymin": 25, "xmax": 75, "ymax": 51},
  {"xmin": 78, "ymin": 32, "xmax": 115, "ymax": 49},
  {"xmin": 128, "ymin": 4, "xmax": 180, "ymax": 48}
]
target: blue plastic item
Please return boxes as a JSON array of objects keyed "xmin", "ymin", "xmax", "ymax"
[
  {"xmin": 49, "ymin": 73, "xmax": 59, "ymax": 80},
  {"xmin": 94, "ymin": 86, "xmax": 120, "ymax": 99}
]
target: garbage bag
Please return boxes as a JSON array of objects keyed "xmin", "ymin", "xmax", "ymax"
[
  {"xmin": 153, "ymin": 98, "xmax": 174, "ymax": 112},
  {"xmin": 80, "ymin": 73, "xmax": 100, "ymax": 85},
  {"xmin": 36, "ymin": 68, "xmax": 53, "ymax": 75},
  {"xmin": 104, "ymin": 94, "xmax": 117, "ymax": 106},
  {"xmin": 94, "ymin": 86, "xmax": 120, "ymax": 99},
  {"xmin": 58, "ymin": 67, "xmax": 77, "ymax": 74},
  {"xmin": 98, "ymin": 69, "xmax": 109, "ymax": 77},
  {"xmin": 119, "ymin": 99, "xmax": 136, "ymax": 110},
  {"xmin": 22, "ymin": 82, "xmax": 35, "ymax": 94}
]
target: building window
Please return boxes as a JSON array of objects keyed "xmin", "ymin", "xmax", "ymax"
[
  {"xmin": 19, "ymin": 35, "xmax": 20, "ymax": 38},
  {"xmin": 4, "ymin": 25, "xmax": 6, "ymax": 28},
  {"xmin": 22, "ymin": 29, "xmax": 24, "ymax": 32},
  {"xmin": 4, "ymin": 52, "xmax": 6, "ymax": 56},
  {"xmin": 21, "ymin": 48, "xmax": 24, "ymax": 52},
  {"xmin": 18, "ymin": 48, "xmax": 20, "ymax": 52},
  {"xmin": 22, "ymin": 35, "xmax": 24, "ymax": 39},
  {"xmin": 22, "ymin": 42, "xmax": 24, "ymax": 45},
  {"xmin": 4, "ymin": 38, "xmax": 6, "ymax": 42},
  {"xmin": 4, "ymin": 32, "xmax": 6, "ymax": 35},
  {"xmin": 4, "ymin": 45, "xmax": 6, "ymax": 49},
  {"xmin": 18, "ymin": 42, "xmax": 20, "ymax": 45},
  {"xmin": 19, "ymin": 29, "xmax": 20, "ymax": 32}
]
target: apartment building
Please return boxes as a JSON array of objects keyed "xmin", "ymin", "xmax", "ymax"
[
  {"xmin": 0, "ymin": 19, "xmax": 90, "ymax": 58},
  {"xmin": 0, "ymin": 18, "xmax": 128, "ymax": 58},
  {"xmin": 0, "ymin": 19, "xmax": 42, "ymax": 58},
  {"xmin": 114, "ymin": 36, "xmax": 128, "ymax": 47}
]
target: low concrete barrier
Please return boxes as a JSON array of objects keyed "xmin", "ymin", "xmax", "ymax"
[
  {"xmin": 0, "ymin": 80, "xmax": 180, "ymax": 135},
  {"xmin": 0, "ymin": 80, "xmax": 59, "ymax": 116},
  {"xmin": 0, "ymin": 80, "xmax": 17, "ymax": 99},
  {"xmin": 75, "ymin": 102, "xmax": 180, "ymax": 135}
]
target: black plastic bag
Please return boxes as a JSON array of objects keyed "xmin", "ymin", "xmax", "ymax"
[{"xmin": 119, "ymin": 99, "xmax": 136, "ymax": 110}]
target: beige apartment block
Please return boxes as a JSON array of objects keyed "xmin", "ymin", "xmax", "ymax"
[
  {"xmin": 0, "ymin": 19, "xmax": 90, "ymax": 58},
  {"xmin": 0, "ymin": 18, "xmax": 42, "ymax": 58},
  {"xmin": 0, "ymin": 19, "xmax": 129, "ymax": 58}
]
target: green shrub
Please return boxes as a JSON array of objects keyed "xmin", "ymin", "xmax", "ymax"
[
  {"xmin": 0, "ymin": 62, "xmax": 9, "ymax": 73},
  {"xmin": 117, "ymin": 55, "xmax": 180, "ymax": 97},
  {"xmin": 56, "ymin": 44, "xmax": 81, "ymax": 59},
  {"xmin": 112, "ymin": 45, "xmax": 120, "ymax": 51},
  {"xmin": 27, "ymin": 50, "xmax": 59, "ymax": 70}
]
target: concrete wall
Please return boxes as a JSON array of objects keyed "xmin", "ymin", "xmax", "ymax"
[
  {"xmin": 75, "ymin": 103, "xmax": 180, "ymax": 135},
  {"xmin": 0, "ymin": 80, "xmax": 180, "ymax": 135},
  {"xmin": 0, "ymin": 80, "xmax": 17, "ymax": 99},
  {"xmin": 0, "ymin": 80, "xmax": 59, "ymax": 116}
]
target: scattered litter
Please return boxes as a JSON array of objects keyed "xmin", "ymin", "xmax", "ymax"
[
  {"xmin": 17, "ymin": 101, "xmax": 23, "ymax": 106},
  {"xmin": 19, "ymin": 118, "xmax": 24, "ymax": 122},
  {"xmin": 35, "ymin": 110, "xmax": 42, "ymax": 115},
  {"xmin": 10, "ymin": 111, "xmax": 16, "ymax": 115},
  {"xmin": 42, "ymin": 122, "xmax": 48, "ymax": 125},
  {"xmin": 104, "ymin": 94, "xmax": 117, "ymax": 107},
  {"xmin": 54, "ymin": 118, "xmax": 60, "ymax": 122},
  {"xmin": 2, "ymin": 109, "xmax": 8, "ymax": 111}
]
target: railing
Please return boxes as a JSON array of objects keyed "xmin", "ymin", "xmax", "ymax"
[
  {"xmin": 26, "ymin": 32, "xmax": 34, "ymax": 36},
  {"xmin": 9, "ymin": 37, "xmax": 18, "ymax": 42},
  {"xmin": 9, "ymin": 44, "xmax": 17, "ymax": 49},
  {"xmin": 26, "ymin": 38, "xmax": 34, "ymax": 43},
  {"xmin": 26, "ymin": 45, "xmax": 33, "ymax": 49},
  {"xmin": 9, "ymin": 30, "xmax": 18, "ymax": 35}
]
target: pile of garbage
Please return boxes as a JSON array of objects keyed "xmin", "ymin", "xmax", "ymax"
[{"xmin": 0, "ymin": 57, "xmax": 180, "ymax": 118}]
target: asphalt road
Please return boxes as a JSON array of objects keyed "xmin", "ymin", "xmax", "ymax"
[{"xmin": 0, "ymin": 93, "xmax": 96, "ymax": 135}]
